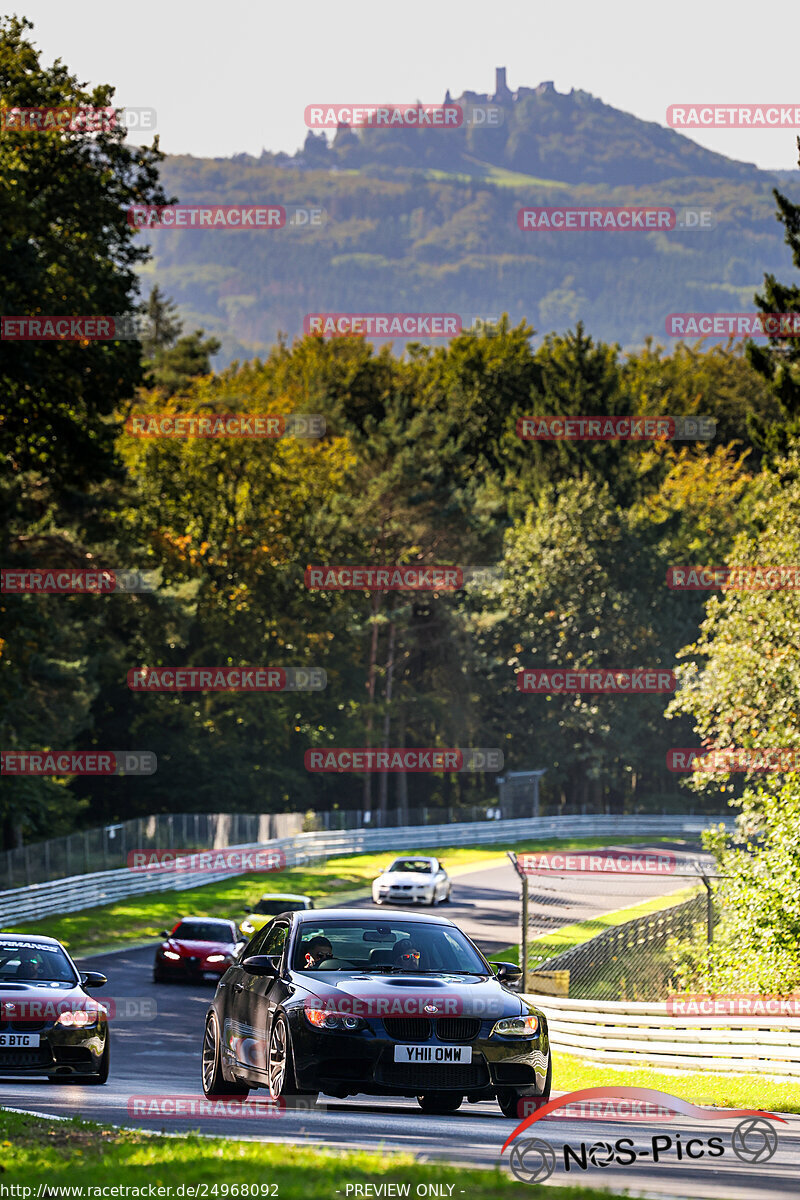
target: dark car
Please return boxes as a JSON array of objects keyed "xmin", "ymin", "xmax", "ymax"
[
  {"xmin": 201, "ymin": 908, "xmax": 550, "ymax": 1117},
  {"xmin": 154, "ymin": 918, "xmax": 245, "ymax": 983},
  {"xmin": 0, "ymin": 933, "xmax": 109, "ymax": 1083}
]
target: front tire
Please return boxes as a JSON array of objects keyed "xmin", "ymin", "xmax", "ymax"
[
  {"xmin": 202, "ymin": 1012, "xmax": 249, "ymax": 1097},
  {"xmin": 417, "ymin": 1093, "xmax": 463, "ymax": 1114},
  {"xmin": 496, "ymin": 1059, "xmax": 551, "ymax": 1118},
  {"xmin": 267, "ymin": 1012, "xmax": 316, "ymax": 1104},
  {"xmin": 86, "ymin": 1037, "xmax": 110, "ymax": 1085}
]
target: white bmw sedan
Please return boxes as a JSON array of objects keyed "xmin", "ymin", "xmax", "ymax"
[{"xmin": 371, "ymin": 856, "xmax": 451, "ymax": 906}]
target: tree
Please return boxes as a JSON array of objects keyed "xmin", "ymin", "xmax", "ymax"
[
  {"xmin": 746, "ymin": 136, "xmax": 800, "ymax": 455},
  {"xmin": 0, "ymin": 15, "xmax": 170, "ymax": 844}
]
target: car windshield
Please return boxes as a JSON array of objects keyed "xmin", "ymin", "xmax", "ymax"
[
  {"xmin": 253, "ymin": 899, "xmax": 306, "ymax": 915},
  {"xmin": 0, "ymin": 940, "xmax": 77, "ymax": 984},
  {"xmin": 293, "ymin": 920, "xmax": 487, "ymax": 974},
  {"xmin": 172, "ymin": 922, "xmax": 233, "ymax": 942},
  {"xmin": 388, "ymin": 859, "xmax": 433, "ymax": 874}
]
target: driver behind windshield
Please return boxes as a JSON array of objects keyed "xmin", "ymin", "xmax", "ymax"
[
  {"xmin": 15, "ymin": 953, "xmax": 43, "ymax": 980},
  {"xmin": 392, "ymin": 941, "xmax": 425, "ymax": 970},
  {"xmin": 303, "ymin": 936, "xmax": 334, "ymax": 969}
]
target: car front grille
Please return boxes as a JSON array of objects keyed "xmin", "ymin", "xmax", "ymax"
[
  {"xmin": 2, "ymin": 1021, "xmax": 48, "ymax": 1033},
  {"xmin": 436, "ymin": 1018, "xmax": 481, "ymax": 1042},
  {"xmin": 53, "ymin": 1047, "xmax": 94, "ymax": 1065},
  {"xmin": 382, "ymin": 1016, "xmax": 481, "ymax": 1042},
  {"xmin": 0, "ymin": 1047, "xmax": 52, "ymax": 1068},
  {"xmin": 383, "ymin": 1017, "xmax": 431, "ymax": 1041},
  {"xmin": 378, "ymin": 1061, "xmax": 489, "ymax": 1090}
]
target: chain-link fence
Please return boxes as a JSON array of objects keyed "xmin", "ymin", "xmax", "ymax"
[
  {"xmin": 0, "ymin": 811, "xmax": 306, "ymax": 889},
  {"xmin": 508, "ymin": 847, "xmax": 716, "ymax": 1001},
  {"xmin": 2, "ymin": 797, "xmax": 576, "ymax": 888}
]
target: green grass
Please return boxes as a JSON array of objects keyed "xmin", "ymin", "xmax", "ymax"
[
  {"xmin": 4, "ymin": 835, "xmax": 685, "ymax": 957},
  {"xmin": 423, "ymin": 157, "xmax": 567, "ymax": 189},
  {"xmin": 0, "ymin": 1107, "xmax": 633, "ymax": 1198},
  {"xmin": 553, "ymin": 1051, "xmax": 800, "ymax": 1114}
]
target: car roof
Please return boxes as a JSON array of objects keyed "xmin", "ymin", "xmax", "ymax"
[
  {"xmin": 292, "ymin": 907, "xmax": 455, "ymax": 926},
  {"xmin": 177, "ymin": 917, "xmax": 235, "ymax": 926},
  {"xmin": 389, "ymin": 855, "xmax": 437, "ymax": 863},
  {"xmin": 255, "ymin": 894, "xmax": 310, "ymax": 902},
  {"xmin": 0, "ymin": 933, "xmax": 63, "ymax": 947}
]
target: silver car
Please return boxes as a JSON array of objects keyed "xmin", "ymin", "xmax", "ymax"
[{"xmin": 372, "ymin": 856, "xmax": 451, "ymax": 906}]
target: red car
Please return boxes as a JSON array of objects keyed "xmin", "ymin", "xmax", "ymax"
[{"xmin": 153, "ymin": 918, "xmax": 244, "ymax": 983}]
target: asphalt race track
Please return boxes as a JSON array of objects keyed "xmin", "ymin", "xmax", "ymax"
[{"xmin": 2, "ymin": 848, "xmax": 798, "ymax": 1199}]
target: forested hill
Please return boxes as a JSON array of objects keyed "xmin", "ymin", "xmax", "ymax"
[
  {"xmin": 291, "ymin": 76, "xmax": 763, "ymax": 185},
  {"xmin": 140, "ymin": 74, "xmax": 798, "ymax": 366}
]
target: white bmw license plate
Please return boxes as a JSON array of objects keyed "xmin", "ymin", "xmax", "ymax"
[
  {"xmin": 393, "ymin": 1044, "xmax": 471, "ymax": 1063},
  {"xmin": 0, "ymin": 1034, "xmax": 40, "ymax": 1047}
]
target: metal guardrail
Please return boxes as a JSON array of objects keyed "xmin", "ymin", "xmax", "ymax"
[
  {"xmin": 524, "ymin": 993, "xmax": 800, "ymax": 1077},
  {"xmin": 0, "ymin": 813, "xmax": 729, "ymax": 927}
]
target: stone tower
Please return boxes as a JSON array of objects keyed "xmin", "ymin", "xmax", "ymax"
[{"xmin": 494, "ymin": 67, "xmax": 512, "ymax": 102}]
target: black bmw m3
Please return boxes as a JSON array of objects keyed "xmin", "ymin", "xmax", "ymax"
[{"xmin": 202, "ymin": 908, "xmax": 550, "ymax": 1116}]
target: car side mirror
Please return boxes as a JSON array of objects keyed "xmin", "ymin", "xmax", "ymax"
[
  {"xmin": 491, "ymin": 962, "xmax": 522, "ymax": 981},
  {"xmin": 159, "ymin": 930, "xmax": 170, "ymax": 939},
  {"xmin": 81, "ymin": 971, "xmax": 107, "ymax": 989},
  {"xmin": 242, "ymin": 955, "xmax": 279, "ymax": 977}
]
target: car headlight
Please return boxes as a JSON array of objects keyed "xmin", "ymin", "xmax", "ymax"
[
  {"xmin": 304, "ymin": 1009, "xmax": 365, "ymax": 1032},
  {"xmin": 241, "ymin": 920, "xmax": 254, "ymax": 934},
  {"xmin": 162, "ymin": 949, "xmax": 181, "ymax": 960},
  {"xmin": 490, "ymin": 1015, "xmax": 540, "ymax": 1038},
  {"xmin": 206, "ymin": 953, "xmax": 227, "ymax": 963},
  {"xmin": 56, "ymin": 1008, "xmax": 99, "ymax": 1028}
]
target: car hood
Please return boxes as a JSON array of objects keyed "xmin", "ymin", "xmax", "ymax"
[
  {"xmin": 378, "ymin": 871, "xmax": 434, "ymax": 885},
  {"xmin": 0, "ymin": 981, "xmax": 102, "ymax": 1015},
  {"xmin": 168, "ymin": 939, "xmax": 233, "ymax": 954},
  {"xmin": 297, "ymin": 971, "xmax": 527, "ymax": 1021}
]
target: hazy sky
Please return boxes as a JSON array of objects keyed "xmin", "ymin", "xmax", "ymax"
[{"xmin": 14, "ymin": 0, "xmax": 800, "ymax": 171}]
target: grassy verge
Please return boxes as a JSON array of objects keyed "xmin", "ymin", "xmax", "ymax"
[
  {"xmin": 0, "ymin": 1107, "xmax": 631, "ymax": 1199},
  {"xmin": 5, "ymin": 835, "xmax": 684, "ymax": 958},
  {"xmin": 553, "ymin": 1051, "xmax": 800, "ymax": 1114}
]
